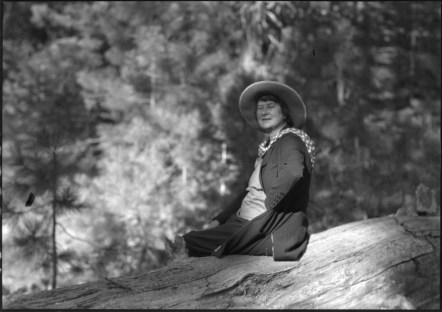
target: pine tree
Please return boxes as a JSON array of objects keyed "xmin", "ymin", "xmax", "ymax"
[{"xmin": 3, "ymin": 128, "xmax": 88, "ymax": 290}]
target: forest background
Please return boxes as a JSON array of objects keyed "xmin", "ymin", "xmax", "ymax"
[{"xmin": 2, "ymin": 1, "xmax": 440, "ymax": 296}]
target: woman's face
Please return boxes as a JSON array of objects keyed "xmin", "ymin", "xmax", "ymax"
[{"xmin": 256, "ymin": 100, "xmax": 286, "ymax": 133}]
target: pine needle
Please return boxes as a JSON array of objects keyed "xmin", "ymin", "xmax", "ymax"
[{"xmin": 103, "ymin": 277, "xmax": 133, "ymax": 291}]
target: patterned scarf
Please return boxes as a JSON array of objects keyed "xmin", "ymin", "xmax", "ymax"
[{"xmin": 258, "ymin": 127, "xmax": 316, "ymax": 168}]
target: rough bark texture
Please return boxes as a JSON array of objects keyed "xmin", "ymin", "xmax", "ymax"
[{"xmin": 3, "ymin": 215, "xmax": 440, "ymax": 309}]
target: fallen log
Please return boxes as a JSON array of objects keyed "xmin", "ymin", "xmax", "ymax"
[{"xmin": 3, "ymin": 215, "xmax": 440, "ymax": 309}]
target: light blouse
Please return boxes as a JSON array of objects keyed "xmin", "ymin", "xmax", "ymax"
[{"xmin": 236, "ymin": 157, "xmax": 267, "ymax": 220}]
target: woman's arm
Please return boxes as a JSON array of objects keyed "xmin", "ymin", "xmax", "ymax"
[{"xmin": 264, "ymin": 134, "xmax": 307, "ymax": 211}]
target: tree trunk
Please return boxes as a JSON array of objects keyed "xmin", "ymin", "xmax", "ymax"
[
  {"xmin": 51, "ymin": 150, "xmax": 58, "ymax": 290},
  {"xmin": 3, "ymin": 215, "xmax": 439, "ymax": 309}
]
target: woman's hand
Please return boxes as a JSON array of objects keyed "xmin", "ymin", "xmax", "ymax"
[{"xmin": 203, "ymin": 220, "xmax": 220, "ymax": 230}]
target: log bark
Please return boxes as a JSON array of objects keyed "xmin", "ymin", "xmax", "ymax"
[{"xmin": 3, "ymin": 215, "xmax": 440, "ymax": 309}]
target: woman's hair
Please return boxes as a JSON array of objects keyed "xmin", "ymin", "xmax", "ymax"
[{"xmin": 255, "ymin": 94, "xmax": 294, "ymax": 127}]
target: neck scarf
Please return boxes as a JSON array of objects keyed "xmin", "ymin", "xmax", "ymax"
[{"xmin": 258, "ymin": 127, "xmax": 316, "ymax": 168}]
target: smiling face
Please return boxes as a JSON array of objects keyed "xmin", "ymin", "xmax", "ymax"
[{"xmin": 256, "ymin": 99, "xmax": 287, "ymax": 136}]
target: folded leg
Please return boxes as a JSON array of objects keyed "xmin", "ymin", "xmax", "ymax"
[{"xmin": 183, "ymin": 215, "xmax": 248, "ymax": 257}]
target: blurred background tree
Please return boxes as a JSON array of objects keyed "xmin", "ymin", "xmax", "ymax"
[
  {"xmin": 2, "ymin": 1, "xmax": 440, "ymax": 296},
  {"xmin": 3, "ymin": 128, "xmax": 88, "ymax": 290}
]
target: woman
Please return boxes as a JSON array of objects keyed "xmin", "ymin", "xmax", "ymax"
[{"xmin": 164, "ymin": 81, "xmax": 315, "ymax": 262}]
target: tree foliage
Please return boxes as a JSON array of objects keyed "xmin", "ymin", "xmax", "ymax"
[{"xmin": 2, "ymin": 1, "xmax": 440, "ymax": 295}]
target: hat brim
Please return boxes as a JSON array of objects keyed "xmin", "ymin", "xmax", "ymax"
[{"xmin": 239, "ymin": 81, "xmax": 306, "ymax": 130}]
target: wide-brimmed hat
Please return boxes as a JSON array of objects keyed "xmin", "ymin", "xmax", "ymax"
[{"xmin": 239, "ymin": 81, "xmax": 306, "ymax": 130}]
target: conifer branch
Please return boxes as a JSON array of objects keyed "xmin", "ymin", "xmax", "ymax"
[{"xmin": 56, "ymin": 222, "xmax": 101, "ymax": 248}]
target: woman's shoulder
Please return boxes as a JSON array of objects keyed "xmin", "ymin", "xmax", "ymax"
[
  {"xmin": 273, "ymin": 130, "xmax": 315, "ymax": 170},
  {"xmin": 275, "ymin": 132, "xmax": 306, "ymax": 150}
]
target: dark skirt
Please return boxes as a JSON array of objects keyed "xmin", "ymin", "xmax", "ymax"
[{"xmin": 183, "ymin": 214, "xmax": 273, "ymax": 257}]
